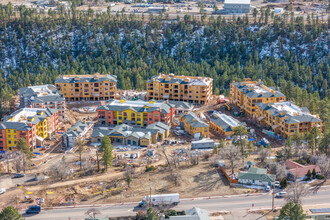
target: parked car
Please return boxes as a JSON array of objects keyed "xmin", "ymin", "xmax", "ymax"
[
  {"xmin": 25, "ymin": 205, "xmax": 41, "ymax": 214},
  {"xmin": 275, "ymin": 192, "xmax": 287, "ymax": 198},
  {"xmin": 13, "ymin": 173, "xmax": 25, "ymax": 178},
  {"xmin": 275, "ymin": 181, "xmax": 280, "ymax": 188},
  {"xmin": 0, "ymin": 188, "xmax": 6, "ymax": 194},
  {"xmin": 265, "ymin": 186, "xmax": 271, "ymax": 192}
]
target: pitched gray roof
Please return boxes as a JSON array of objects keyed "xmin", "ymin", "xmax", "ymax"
[
  {"xmin": 181, "ymin": 112, "xmax": 209, "ymax": 128},
  {"xmin": 149, "ymin": 74, "xmax": 212, "ymax": 86},
  {"xmin": 238, "ymin": 168, "xmax": 274, "ymax": 182},
  {"xmin": 92, "ymin": 122, "xmax": 169, "ymax": 140},
  {"xmin": 55, "ymin": 74, "xmax": 117, "ymax": 84},
  {"xmin": 256, "ymin": 101, "xmax": 322, "ymax": 124},
  {"xmin": 232, "ymin": 81, "xmax": 285, "ymax": 98},
  {"xmin": 98, "ymin": 99, "xmax": 173, "ymax": 114},
  {"xmin": 0, "ymin": 108, "xmax": 58, "ymax": 131},
  {"xmin": 62, "ymin": 121, "xmax": 91, "ymax": 138},
  {"xmin": 168, "ymin": 101, "xmax": 194, "ymax": 110},
  {"xmin": 210, "ymin": 113, "xmax": 245, "ymax": 132}
]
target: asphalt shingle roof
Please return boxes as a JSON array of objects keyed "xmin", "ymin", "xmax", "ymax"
[
  {"xmin": 55, "ymin": 74, "xmax": 117, "ymax": 84},
  {"xmin": 92, "ymin": 122, "xmax": 169, "ymax": 140},
  {"xmin": 256, "ymin": 101, "xmax": 322, "ymax": 124},
  {"xmin": 98, "ymin": 100, "xmax": 173, "ymax": 114},
  {"xmin": 238, "ymin": 168, "xmax": 274, "ymax": 182},
  {"xmin": 181, "ymin": 112, "xmax": 209, "ymax": 128}
]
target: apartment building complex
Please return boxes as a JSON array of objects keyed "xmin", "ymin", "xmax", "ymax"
[
  {"xmin": 146, "ymin": 74, "xmax": 213, "ymax": 105},
  {"xmin": 230, "ymin": 79, "xmax": 286, "ymax": 117},
  {"xmin": 55, "ymin": 74, "xmax": 117, "ymax": 101},
  {"xmin": 209, "ymin": 112, "xmax": 246, "ymax": 136},
  {"xmin": 180, "ymin": 112, "xmax": 209, "ymax": 138},
  {"xmin": 0, "ymin": 108, "xmax": 59, "ymax": 151},
  {"xmin": 97, "ymin": 99, "xmax": 175, "ymax": 127},
  {"xmin": 254, "ymin": 101, "xmax": 322, "ymax": 138},
  {"xmin": 92, "ymin": 122, "xmax": 170, "ymax": 147},
  {"xmin": 19, "ymin": 85, "xmax": 65, "ymax": 120}
]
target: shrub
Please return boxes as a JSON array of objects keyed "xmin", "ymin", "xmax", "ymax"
[
  {"xmin": 145, "ymin": 165, "xmax": 157, "ymax": 172},
  {"xmin": 316, "ymin": 174, "xmax": 325, "ymax": 180}
]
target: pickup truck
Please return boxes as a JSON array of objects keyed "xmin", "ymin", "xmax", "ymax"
[{"xmin": 25, "ymin": 205, "xmax": 41, "ymax": 214}]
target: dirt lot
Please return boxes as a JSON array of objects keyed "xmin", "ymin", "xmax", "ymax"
[{"xmin": 25, "ymin": 161, "xmax": 249, "ymax": 208}]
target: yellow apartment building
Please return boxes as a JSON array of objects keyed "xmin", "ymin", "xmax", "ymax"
[
  {"xmin": 230, "ymin": 79, "xmax": 286, "ymax": 117},
  {"xmin": 254, "ymin": 101, "xmax": 322, "ymax": 138},
  {"xmin": 97, "ymin": 99, "xmax": 175, "ymax": 127},
  {"xmin": 55, "ymin": 74, "xmax": 117, "ymax": 101},
  {"xmin": 147, "ymin": 74, "xmax": 213, "ymax": 105},
  {"xmin": 180, "ymin": 112, "xmax": 209, "ymax": 138}
]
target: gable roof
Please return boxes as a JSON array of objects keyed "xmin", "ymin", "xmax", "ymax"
[
  {"xmin": 238, "ymin": 167, "xmax": 274, "ymax": 182},
  {"xmin": 55, "ymin": 74, "xmax": 117, "ymax": 84},
  {"xmin": 285, "ymin": 161, "xmax": 321, "ymax": 178},
  {"xmin": 256, "ymin": 101, "xmax": 322, "ymax": 124},
  {"xmin": 92, "ymin": 122, "xmax": 170, "ymax": 140},
  {"xmin": 181, "ymin": 112, "xmax": 209, "ymax": 128},
  {"xmin": 62, "ymin": 121, "xmax": 92, "ymax": 138},
  {"xmin": 210, "ymin": 113, "xmax": 246, "ymax": 132},
  {"xmin": 98, "ymin": 99, "xmax": 173, "ymax": 114}
]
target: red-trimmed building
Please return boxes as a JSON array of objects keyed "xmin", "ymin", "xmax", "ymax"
[
  {"xmin": 97, "ymin": 99, "xmax": 175, "ymax": 127},
  {"xmin": 0, "ymin": 108, "xmax": 59, "ymax": 151}
]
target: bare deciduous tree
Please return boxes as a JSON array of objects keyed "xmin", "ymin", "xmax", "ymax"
[
  {"xmin": 47, "ymin": 157, "xmax": 73, "ymax": 181},
  {"xmin": 258, "ymin": 148, "xmax": 271, "ymax": 164},
  {"xmin": 13, "ymin": 152, "xmax": 25, "ymax": 173},
  {"xmin": 220, "ymin": 145, "xmax": 242, "ymax": 174},
  {"xmin": 188, "ymin": 151, "xmax": 199, "ymax": 166},
  {"xmin": 85, "ymin": 208, "xmax": 101, "ymax": 218},
  {"xmin": 161, "ymin": 145, "xmax": 172, "ymax": 172},
  {"xmin": 316, "ymin": 154, "xmax": 330, "ymax": 180},
  {"xmin": 269, "ymin": 163, "xmax": 287, "ymax": 180},
  {"xmin": 285, "ymin": 182, "xmax": 310, "ymax": 204},
  {"xmin": 168, "ymin": 171, "xmax": 182, "ymax": 186}
]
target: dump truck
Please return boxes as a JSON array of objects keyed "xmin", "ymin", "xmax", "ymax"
[{"xmin": 138, "ymin": 193, "xmax": 180, "ymax": 207}]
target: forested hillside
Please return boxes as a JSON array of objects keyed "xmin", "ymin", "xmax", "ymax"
[{"xmin": 0, "ymin": 4, "xmax": 329, "ymax": 130}]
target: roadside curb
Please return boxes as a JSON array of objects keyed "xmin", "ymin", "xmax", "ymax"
[{"xmin": 41, "ymin": 193, "xmax": 267, "ymax": 210}]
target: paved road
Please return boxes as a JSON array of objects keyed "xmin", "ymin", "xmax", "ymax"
[{"xmin": 24, "ymin": 190, "xmax": 330, "ymax": 220}]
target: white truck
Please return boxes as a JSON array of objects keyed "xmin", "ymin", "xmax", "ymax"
[{"xmin": 138, "ymin": 193, "xmax": 180, "ymax": 207}]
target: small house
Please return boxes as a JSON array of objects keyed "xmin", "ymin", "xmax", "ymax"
[{"xmin": 238, "ymin": 167, "xmax": 274, "ymax": 186}]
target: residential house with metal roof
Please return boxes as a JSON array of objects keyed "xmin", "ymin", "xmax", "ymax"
[
  {"xmin": 254, "ymin": 101, "xmax": 322, "ymax": 138},
  {"xmin": 0, "ymin": 108, "xmax": 59, "ymax": 151},
  {"xmin": 230, "ymin": 79, "xmax": 286, "ymax": 117},
  {"xmin": 146, "ymin": 74, "xmax": 213, "ymax": 105},
  {"xmin": 62, "ymin": 120, "xmax": 93, "ymax": 150},
  {"xmin": 238, "ymin": 167, "xmax": 275, "ymax": 187},
  {"xmin": 97, "ymin": 99, "xmax": 175, "ymax": 127},
  {"xmin": 209, "ymin": 112, "xmax": 246, "ymax": 136},
  {"xmin": 91, "ymin": 122, "xmax": 170, "ymax": 147},
  {"xmin": 55, "ymin": 74, "xmax": 117, "ymax": 101},
  {"xmin": 180, "ymin": 112, "xmax": 209, "ymax": 138},
  {"xmin": 19, "ymin": 85, "xmax": 65, "ymax": 120}
]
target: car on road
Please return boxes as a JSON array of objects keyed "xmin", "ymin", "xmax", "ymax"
[
  {"xmin": 265, "ymin": 186, "xmax": 271, "ymax": 192},
  {"xmin": 0, "ymin": 188, "xmax": 6, "ymax": 194},
  {"xmin": 13, "ymin": 173, "xmax": 25, "ymax": 178},
  {"xmin": 275, "ymin": 192, "xmax": 287, "ymax": 198},
  {"xmin": 25, "ymin": 205, "xmax": 41, "ymax": 214}
]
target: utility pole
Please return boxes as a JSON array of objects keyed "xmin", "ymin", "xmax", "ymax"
[
  {"xmin": 272, "ymin": 177, "xmax": 275, "ymax": 210},
  {"xmin": 149, "ymin": 187, "xmax": 152, "ymax": 207},
  {"xmin": 120, "ymin": 183, "xmax": 122, "ymax": 203}
]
